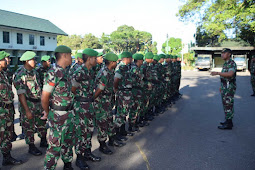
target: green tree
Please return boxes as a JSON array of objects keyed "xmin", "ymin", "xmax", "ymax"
[
  {"xmin": 162, "ymin": 37, "xmax": 182, "ymax": 55},
  {"xmin": 177, "ymin": 0, "xmax": 255, "ymax": 45},
  {"xmin": 81, "ymin": 33, "xmax": 102, "ymax": 49},
  {"xmin": 183, "ymin": 51, "xmax": 195, "ymax": 66}
]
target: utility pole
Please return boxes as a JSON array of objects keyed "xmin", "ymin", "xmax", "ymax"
[{"xmin": 166, "ymin": 34, "xmax": 169, "ymax": 54}]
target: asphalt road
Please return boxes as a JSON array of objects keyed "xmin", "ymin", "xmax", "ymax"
[{"xmin": 4, "ymin": 70, "xmax": 255, "ymax": 170}]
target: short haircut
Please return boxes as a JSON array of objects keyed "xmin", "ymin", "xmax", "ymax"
[{"xmin": 82, "ymin": 54, "xmax": 89, "ymax": 63}]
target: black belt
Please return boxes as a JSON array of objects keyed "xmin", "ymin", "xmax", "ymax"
[
  {"xmin": 75, "ymin": 96, "xmax": 94, "ymax": 102},
  {"xmin": 26, "ymin": 97, "xmax": 41, "ymax": 102},
  {"xmin": 119, "ymin": 88, "xmax": 132, "ymax": 91},
  {"xmin": 50, "ymin": 103, "xmax": 73, "ymax": 111},
  {"xmin": 0, "ymin": 102, "xmax": 13, "ymax": 109}
]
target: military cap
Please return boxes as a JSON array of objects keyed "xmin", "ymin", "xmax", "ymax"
[
  {"xmin": 132, "ymin": 53, "xmax": 144, "ymax": 60},
  {"xmin": 104, "ymin": 52, "xmax": 118, "ymax": 61},
  {"xmin": 158, "ymin": 54, "xmax": 165, "ymax": 59},
  {"xmin": 145, "ymin": 52, "xmax": 154, "ymax": 59},
  {"xmin": 97, "ymin": 52, "xmax": 103, "ymax": 57},
  {"xmin": 153, "ymin": 55, "xmax": 160, "ymax": 61},
  {"xmin": 41, "ymin": 55, "xmax": 51, "ymax": 62},
  {"xmin": 83, "ymin": 48, "xmax": 98, "ymax": 57},
  {"xmin": 120, "ymin": 51, "xmax": 132, "ymax": 59},
  {"xmin": 4, "ymin": 52, "xmax": 10, "ymax": 57},
  {"xmin": 222, "ymin": 48, "xmax": 232, "ymax": 54},
  {"xmin": 173, "ymin": 55, "xmax": 177, "ymax": 59},
  {"xmin": 118, "ymin": 54, "xmax": 122, "ymax": 60},
  {"xmin": 165, "ymin": 54, "xmax": 170, "ymax": 59},
  {"xmin": 0, "ymin": 51, "xmax": 6, "ymax": 60},
  {"xmin": 20, "ymin": 51, "xmax": 36, "ymax": 61},
  {"xmin": 54, "ymin": 45, "xmax": 72, "ymax": 53},
  {"xmin": 75, "ymin": 53, "xmax": 83, "ymax": 59}
]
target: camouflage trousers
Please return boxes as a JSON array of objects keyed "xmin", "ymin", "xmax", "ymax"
[
  {"xmin": 74, "ymin": 101, "xmax": 95, "ymax": 153},
  {"xmin": 94, "ymin": 96, "xmax": 115, "ymax": 142},
  {"xmin": 0, "ymin": 106, "xmax": 14, "ymax": 154},
  {"xmin": 251, "ymin": 74, "xmax": 255, "ymax": 92},
  {"xmin": 19, "ymin": 101, "xmax": 47, "ymax": 144},
  {"xmin": 115, "ymin": 90, "xmax": 133, "ymax": 128},
  {"xmin": 221, "ymin": 88, "xmax": 236, "ymax": 120},
  {"xmin": 163, "ymin": 81, "xmax": 171, "ymax": 101},
  {"xmin": 130, "ymin": 89, "xmax": 143, "ymax": 124},
  {"xmin": 44, "ymin": 110, "xmax": 74, "ymax": 170}
]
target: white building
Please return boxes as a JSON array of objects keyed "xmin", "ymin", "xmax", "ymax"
[{"xmin": 0, "ymin": 9, "xmax": 67, "ymax": 66}]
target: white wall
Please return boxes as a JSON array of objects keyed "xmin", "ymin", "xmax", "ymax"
[{"xmin": 0, "ymin": 26, "xmax": 57, "ymax": 52}]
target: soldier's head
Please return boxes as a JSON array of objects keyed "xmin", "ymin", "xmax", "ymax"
[
  {"xmin": 145, "ymin": 52, "xmax": 154, "ymax": 63},
  {"xmin": 133, "ymin": 53, "xmax": 144, "ymax": 67},
  {"xmin": 20, "ymin": 51, "xmax": 37, "ymax": 69},
  {"xmin": 4, "ymin": 52, "xmax": 11, "ymax": 66},
  {"xmin": 165, "ymin": 54, "xmax": 171, "ymax": 63},
  {"xmin": 83, "ymin": 48, "xmax": 98, "ymax": 67},
  {"xmin": 97, "ymin": 52, "xmax": 104, "ymax": 64},
  {"xmin": 158, "ymin": 54, "xmax": 165, "ymax": 64},
  {"xmin": 0, "ymin": 51, "xmax": 7, "ymax": 70},
  {"xmin": 221, "ymin": 48, "xmax": 232, "ymax": 60},
  {"xmin": 120, "ymin": 52, "xmax": 132, "ymax": 65},
  {"xmin": 104, "ymin": 52, "xmax": 118, "ymax": 70},
  {"xmin": 75, "ymin": 53, "xmax": 84, "ymax": 65},
  {"xmin": 54, "ymin": 45, "xmax": 72, "ymax": 67},
  {"xmin": 41, "ymin": 55, "xmax": 51, "ymax": 68}
]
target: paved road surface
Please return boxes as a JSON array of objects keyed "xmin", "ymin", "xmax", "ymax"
[{"xmin": 4, "ymin": 71, "xmax": 255, "ymax": 170}]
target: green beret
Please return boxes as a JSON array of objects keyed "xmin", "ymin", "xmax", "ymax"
[
  {"xmin": 132, "ymin": 53, "xmax": 144, "ymax": 60},
  {"xmin": 104, "ymin": 53, "xmax": 118, "ymax": 61},
  {"xmin": 0, "ymin": 51, "xmax": 6, "ymax": 60},
  {"xmin": 165, "ymin": 54, "xmax": 170, "ymax": 59},
  {"xmin": 145, "ymin": 52, "xmax": 154, "ymax": 59},
  {"xmin": 4, "ymin": 52, "xmax": 10, "ymax": 57},
  {"xmin": 158, "ymin": 54, "xmax": 165, "ymax": 59},
  {"xmin": 54, "ymin": 45, "xmax": 72, "ymax": 53},
  {"xmin": 153, "ymin": 55, "xmax": 160, "ymax": 61},
  {"xmin": 120, "ymin": 51, "xmax": 132, "ymax": 59},
  {"xmin": 170, "ymin": 54, "xmax": 174, "ymax": 59},
  {"xmin": 97, "ymin": 52, "xmax": 103, "ymax": 57},
  {"xmin": 75, "ymin": 53, "xmax": 83, "ymax": 59},
  {"xmin": 83, "ymin": 48, "xmax": 98, "ymax": 57},
  {"xmin": 173, "ymin": 55, "xmax": 177, "ymax": 59},
  {"xmin": 20, "ymin": 51, "xmax": 36, "ymax": 61},
  {"xmin": 118, "ymin": 54, "xmax": 122, "ymax": 60},
  {"xmin": 41, "ymin": 55, "xmax": 51, "ymax": 62},
  {"xmin": 222, "ymin": 48, "xmax": 232, "ymax": 54}
]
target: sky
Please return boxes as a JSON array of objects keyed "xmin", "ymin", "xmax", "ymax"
[{"xmin": 1, "ymin": 0, "xmax": 196, "ymax": 53}]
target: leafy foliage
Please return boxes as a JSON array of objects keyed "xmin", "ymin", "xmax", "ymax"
[{"xmin": 162, "ymin": 37, "xmax": 182, "ymax": 55}]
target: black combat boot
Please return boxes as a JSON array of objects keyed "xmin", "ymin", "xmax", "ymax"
[
  {"xmin": 108, "ymin": 136, "xmax": 125, "ymax": 147},
  {"xmin": 218, "ymin": 119, "xmax": 233, "ymax": 130},
  {"xmin": 251, "ymin": 92, "xmax": 255, "ymax": 96},
  {"xmin": 28, "ymin": 144, "xmax": 42, "ymax": 156},
  {"xmin": 99, "ymin": 141, "xmax": 113, "ymax": 155},
  {"xmin": 120, "ymin": 124, "xmax": 133, "ymax": 136},
  {"xmin": 11, "ymin": 132, "xmax": 17, "ymax": 142},
  {"xmin": 139, "ymin": 116, "xmax": 149, "ymax": 127},
  {"xmin": 76, "ymin": 154, "xmax": 89, "ymax": 170},
  {"xmin": 115, "ymin": 128, "xmax": 128, "ymax": 141},
  {"xmin": 2, "ymin": 152, "xmax": 23, "ymax": 166},
  {"xmin": 128, "ymin": 123, "xmax": 138, "ymax": 132},
  {"xmin": 84, "ymin": 149, "xmax": 101, "ymax": 162},
  {"xmin": 40, "ymin": 136, "xmax": 48, "ymax": 148},
  {"xmin": 63, "ymin": 162, "xmax": 74, "ymax": 170}
]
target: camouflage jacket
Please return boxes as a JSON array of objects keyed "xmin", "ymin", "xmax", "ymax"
[
  {"xmin": 72, "ymin": 64, "xmax": 96, "ymax": 99},
  {"xmin": 140, "ymin": 62, "xmax": 158, "ymax": 88},
  {"xmin": 114, "ymin": 61, "xmax": 133, "ymax": 90},
  {"xmin": 250, "ymin": 60, "xmax": 255, "ymax": 74},
  {"xmin": 3, "ymin": 66, "xmax": 14, "ymax": 85},
  {"xmin": 163, "ymin": 62, "xmax": 171, "ymax": 82},
  {"xmin": 93, "ymin": 63, "xmax": 103, "ymax": 75},
  {"xmin": 43, "ymin": 64, "xmax": 73, "ymax": 107},
  {"xmin": 69, "ymin": 62, "xmax": 81, "ymax": 77},
  {"xmin": 130, "ymin": 62, "xmax": 144, "ymax": 89},
  {"xmin": 95, "ymin": 65, "xmax": 114, "ymax": 99},
  {"xmin": 154, "ymin": 63, "xmax": 165, "ymax": 82},
  {"xmin": 0, "ymin": 71, "xmax": 14, "ymax": 103},
  {"xmin": 36, "ymin": 66, "xmax": 51, "ymax": 88},
  {"xmin": 13, "ymin": 66, "xmax": 41, "ymax": 99},
  {"xmin": 220, "ymin": 59, "xmax": 237, "ymax": 90}
]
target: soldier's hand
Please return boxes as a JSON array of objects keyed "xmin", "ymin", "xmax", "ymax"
[
  {"xmin": 41, "ymin": 111, "xmax": 48, "ymax": 120},
  {"xmin": 210, "ymin": 72, "xmax": 218, "ymax": 76},
  {"xmin": 26, "ymin": 110, "xmax": 33, "ymax": 120}
]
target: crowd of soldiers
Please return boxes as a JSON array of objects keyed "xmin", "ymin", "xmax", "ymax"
[{"xmin": 0, "ymin": 45, "xmax": 182, "ymax": 170}]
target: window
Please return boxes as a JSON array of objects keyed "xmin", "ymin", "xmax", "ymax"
[
  {"xmin": 29, "ymin": 34, "xmax": 34, "ymax": 45},
  {"xmin": 3, "ymin": 31, "xmax": 10, "ymax": 43},
  {"xmin": 17, "ymin": 33, "xmax": 23, "ymax": 44},
  {"xmin": 49, "ymin": 37, "xmax": 51, "ymax": 39},
  {"xmin": 40, "ymin": 36, "xmax": 45, "ymax": 46}
]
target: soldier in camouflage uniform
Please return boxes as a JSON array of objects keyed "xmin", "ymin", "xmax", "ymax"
[
  {"xmin": 70, "ymin": 53, "xmax": 84, "ymax": 76},
  {"xmin": 36, "ymin": 55, "xmax": 51, "ymax": 89},
  {"xmin": 249, "ymin": 55, "xmax": 255, "ymax": 96},
  {"xmin": 176, "ymin": 55, "xmax": 182, "ymax": 98},
  {"xmin": 41, "ymin": 45, "xmax": 75, "ymax": 170},
  {"xmin": 162, "ymin": 54, "xmax": 172, "ymax": 106},
  {"xmin": 2, "ymin": 52, "xmax": 18, "ymax": 142},
  {"xmin": 13, "ymin": 51, "xmax": 47, "ymax": 156},
  {"xmin": 114, "ymin": 51, "xmax": 134, "ymax": 140},
  {"xmin": 94, "ymin": 52, "xmax": 104, "ymax": 75},
  {"xmin": 94, "ymin": 52, "xmax": 124, "ymax": 155},
  {"xmin": 72, "ymin": 48, "xmax": 101, "ymax": 169},
  {"xmin": 211, "ymin": 48, "xmax": 237, "ymax": 130},
  {"xmin": 0, "ymin": 51, "xmax": 22, "ymax": 166}
]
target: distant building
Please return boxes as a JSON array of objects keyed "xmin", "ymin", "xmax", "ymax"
[{"xmin": 0, "ymin": 9, "xmax": 67, "ymax": 66}]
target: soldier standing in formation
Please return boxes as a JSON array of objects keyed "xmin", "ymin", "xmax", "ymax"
[
  {"xmin": 250, "ymin": 55, "xmax": 255, "ymax": 96},
  {"xmin": 36, "ymin": 55, "xmax": 51, "ymax": 88},
  {"xmin": 211, "ymin": 48, "xmax": 237, "ymax": 130}
]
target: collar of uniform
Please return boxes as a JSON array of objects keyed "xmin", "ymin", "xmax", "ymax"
[{"xmin": 225, "ymin": 58, "xmax": 232, "ymax": 65}]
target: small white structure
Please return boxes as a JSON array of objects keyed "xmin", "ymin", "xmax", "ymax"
[{"xmin": 0, "ymin": 9, "xmax": 67, "ymax": 66}]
